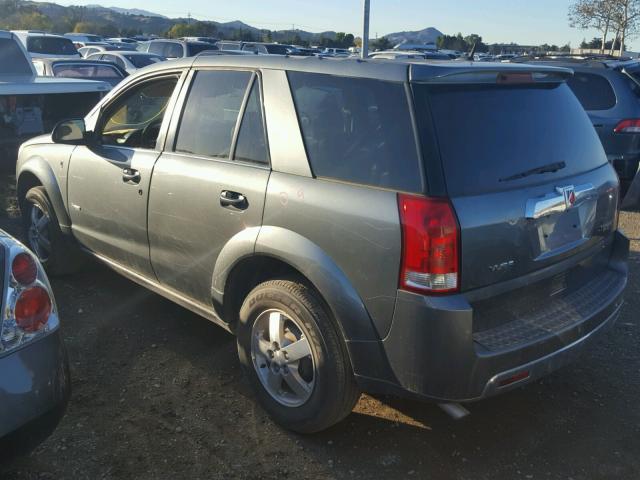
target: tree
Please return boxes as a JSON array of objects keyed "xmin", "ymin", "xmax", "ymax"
[
  {"xmin": 569, "ymin": 0, "xmax": 618, "ymax": 53},
  {"xmin": 370, "ymin": 36, "xmax": 392, "ymax": 51},
  {"xmin": 611, "ymin": 0, "xmax": 640, "ymax": 55}
]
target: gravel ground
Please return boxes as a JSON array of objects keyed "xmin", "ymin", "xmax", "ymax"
[{"xmin": 0, "ymin": 179, "xmax": 638, "ymax": 480}]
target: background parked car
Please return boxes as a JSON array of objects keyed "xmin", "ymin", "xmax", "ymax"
[
  {"xmin": 516, "ymin": 55, "xmax": 640, "ymax": 208},
  {"xmin": 140, "ymin": 39, "xmax": 217, "ymax": 59},
  {"xmin": 0, "ymin": 229, "xmax": 69, "ymax": 460},
  {"xmin": 86, "ymin": 51, "xmax": 166, "ymax": 74},
  {"xmin": 78, "ymin": 44, "xmax": 127, "ymax": 58},
  {"xmin": 32, "ymin": 58, "xmax": 128, "ymax": 88},
  {"xmin": 0, "ymin": 30, "xmax": 110, "ymax": 169},
  {"xmin": 12, "ymin": 31, "xmax": 79, "ymax": 59},
  {"xmin": 64, "ymin": 33, "xmax": 105, "ymax": 45}
]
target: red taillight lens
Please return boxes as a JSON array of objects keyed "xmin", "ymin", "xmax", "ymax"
[
  {"xmin": 15, "ymin": 286, "xmax": 52, "ymax": 333},
  {"xmin": 12, "ymin": 253, "xmax": 37, "ymax": 285},
  {"xmin": 398, "ymin": 194, "xmax": 460, "ymax": 294},
  {"xmin": 614, "ymin": 119, "xmax": 640, "ymax": 133}
]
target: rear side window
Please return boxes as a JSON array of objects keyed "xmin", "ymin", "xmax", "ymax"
[
  {"xmin": 415, "ymin": 82, "xmax": 607, "ymax": 196},
  {"xmin": 175, "ymin": 70, "xmax": 252, "ymax": 159},
  {"xmin": 234, "ymin": 80, "xmax": 269, "ymax": 165},
  {"xmin": 288, "ymin": 72, "xmax": 422, "ymax": 192},
  {"xmin": 27, "ymin": 37, "xmax": 77, "ymax": 55},
  {"xmin": 0, "ymin": 38, "xmax": 33, "ymax": 75},
  {"xmin": 566, "ymin": 72, "xmax": 616, "ymax": 111}
]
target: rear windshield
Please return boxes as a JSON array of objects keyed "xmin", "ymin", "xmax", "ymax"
[
  {"xmin": 53, "ymin": 63, "xmax": 123, "ymax": 78},
  {"xmin": 0, "ymin": 38, "xmax": 33, "ymax": 75},
  {"xmin": 565, "ymin": 72, "xmax": 616, "ymax": 111},
  {"xmin": 414, "ymin": 82, "xmax": 607, "ymax": 196},
  {"xmin": 187, "ymin": 43, "xmax": 216, "ymax": 56},
  {"xmin": 27, "ymin": 37, "xmax": 77, "ymax": 55},
  {"xmin": 125, "ymin": 54, "xmax": 164, "ymax": 68}
]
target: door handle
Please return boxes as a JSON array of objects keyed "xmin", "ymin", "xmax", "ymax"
[
  {"xmin": 122, "ymin": 168, "xmax": 141, "ymax": 184},
  {"xmin": 220, "ymin": 190, "xmax": 248, "ymax": 209}
]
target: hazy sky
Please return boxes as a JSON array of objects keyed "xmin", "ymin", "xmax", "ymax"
[{"xmin": 56, "ymin": 0, "xmax": 632, "ymax": 49}]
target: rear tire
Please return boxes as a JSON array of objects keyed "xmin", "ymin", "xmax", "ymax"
[
  {"xmin": 22, "ymin": 186, "xmax": 85, "ymax": 275},
  {"xmin": 237, "ymin": 279, "xmax": 360, "ymax": 433}
]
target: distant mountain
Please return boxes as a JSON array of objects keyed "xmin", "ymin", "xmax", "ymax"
[
  {"xmin": 385, "ymin": 27, "xmax": 444, "ymax": 46},
  {"xmin": 93, "ymin": 6, "xmax": 169, "ymax": 19}
]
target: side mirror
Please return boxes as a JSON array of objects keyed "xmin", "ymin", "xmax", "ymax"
[{"xmin": 51, "ymin": 119, "xmax": 87, "ymax": 145}]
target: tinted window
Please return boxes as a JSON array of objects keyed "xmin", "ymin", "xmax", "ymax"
[
  {"xmin": 27, "ymin": 37, "xmax": 77, "ymax": 55},
  {"xmin": 125, "ymin": 54, "xmax": 164, "ymax": 68},
  {"xmin": 0, "ymin": 38, "xmax": 33, "ymax": 75},
  {"xmin": 186, "ymin": 43, "xmax": 216, "ymax": 56},
  {"xmin": 101, "ymin": 76, "xmax": 178, "ymax": 149},
  {"xmin": 566, "ymin": 72, "xmax": 616, "ymax": 111},
  {"xmin": 416, "ymin": 82, "xmax": 607, "ymax": 196},
  {"xmin": 175, "ymin": 70, "xmax": 251, "ymax": 158},
  {"xmin": 234, "ymin": 80, "xmax": 269, "ymax": 165},
  {"xmin": 265, "ymin": 44, "xmax": 289, "ymax": 54},
  {"xmin": 288, "ymin": 72, "xmax": 421, "ymax": 192}
]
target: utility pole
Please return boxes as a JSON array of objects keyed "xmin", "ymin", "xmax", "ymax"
[{"xmin": 361, "ymin": 0, "xmax": 370, "ymax": 59}]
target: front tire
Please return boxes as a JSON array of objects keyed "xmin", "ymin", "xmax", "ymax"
[
  {"xmin": 237, "ymin": 279, "xmax": 360, "ymax": 433},
  {"xmin": 22, "ymin": 186, "xmax": 85, "ymax": 275}
]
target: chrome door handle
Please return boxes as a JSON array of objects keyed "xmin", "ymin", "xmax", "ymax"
[
  {"xmin": 220, "ymin": 190, "xmax": 248, "ymax": 209},
  {"xmin": 122, "ymin": 168, "xmax": 141, "ymax": 184}
]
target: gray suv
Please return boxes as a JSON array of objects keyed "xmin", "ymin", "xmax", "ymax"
[{"xmin": 15, "ymin": 56, "xmax": 629, "ymax": 433}]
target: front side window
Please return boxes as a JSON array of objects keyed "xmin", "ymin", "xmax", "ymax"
[
  {"xmin": 147, "ymin": 42, "xmax": 166, "ymax": 56},
  {"xmin": 164, "ymin": 43, "xmax": 183, "ymax": 59},
  {"xmin": 288, "ymin": 72, "xmax": 422, "ymax": 192},
  {"xmin": 175, "ymin": 70, "xmax": 252, "ymax": 159},
  {"xmin": 100, "ymin": 76, "xmax": 178, "ymax": 149}
]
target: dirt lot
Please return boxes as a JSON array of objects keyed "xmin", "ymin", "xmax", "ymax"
[{"xmin": 0, "ymin": 178, "xmax": 639, "ymax": 480}]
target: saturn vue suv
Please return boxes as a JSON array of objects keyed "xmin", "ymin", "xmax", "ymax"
[{"xmin": 15, "ymin": 56, "xmax": 629, "ymax": 433}]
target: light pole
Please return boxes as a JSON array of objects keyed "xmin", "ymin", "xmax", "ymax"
[{"xmin": 361, "ymin": 0, "xmax": 370, "ymax": 59}]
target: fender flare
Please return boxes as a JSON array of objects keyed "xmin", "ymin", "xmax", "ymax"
[
  {"xmin": 17, "ymin": 156, "xmax": 71, "ymax": 232},
  {"xmin": 211, "ymin": 226, "xmax": 380, "ymax": 343}
]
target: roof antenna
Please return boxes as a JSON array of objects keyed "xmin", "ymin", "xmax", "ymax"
[{"xmin": 467, "ymin": 42, "xmax": 477, "ymax": 61}]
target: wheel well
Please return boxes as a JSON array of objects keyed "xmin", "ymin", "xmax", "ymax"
[
  {"xmin": 222, "ymin": 255, "xmax": 302, "ymax": 331},
  {"xmin": 17, "ymin": 172, "xmax": 42, "ymax": 211}
]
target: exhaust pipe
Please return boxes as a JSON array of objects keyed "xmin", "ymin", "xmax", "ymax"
[{"xmin": 438, "ymin": 402, "xmax": 470, "ymax": 420}]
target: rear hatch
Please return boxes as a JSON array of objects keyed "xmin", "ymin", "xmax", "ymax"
[{"xmin": 411, "ymin": 64, "xmax": 620, "ymax": 292}]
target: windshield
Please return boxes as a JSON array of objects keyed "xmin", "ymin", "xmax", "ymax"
[
  {"xmin": 125, "ymin": 54, "xmax": 164, "ymax": 68},
  {"xmin": 27, "ymin": 37, "xmax": 78, "ymax": 55},
  {"xmin": 413, "ymin": 82, "xmax": 607, "ymax": 196},
  {"xmin": 0, "ymin": 38, "xmax": 33, "ymax": 75}
]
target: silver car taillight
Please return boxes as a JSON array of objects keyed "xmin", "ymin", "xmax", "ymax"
[{"xmin": 0, "ymin": 237, "xmax": 58, "ymax": 355}]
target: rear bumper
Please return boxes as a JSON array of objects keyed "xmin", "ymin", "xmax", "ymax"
[
  {"xmin": 0, "ymin": 330, "xmax": 70, "ymax": 441},
  {"xmin": 354, "ymin": 231, "xmax": 629, "ymax": 402}
]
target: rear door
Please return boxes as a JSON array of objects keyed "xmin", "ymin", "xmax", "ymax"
[
  {"xmin": 412, "ymin": 75, "xmax": 619, "ymax": 291},
  {"xmin": 147, "ymin": 69, "xmax": 270, "ymax": 305}
]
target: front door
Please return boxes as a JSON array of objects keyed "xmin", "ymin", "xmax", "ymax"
[
  {"xmin": 148, "ymin": 70, "xmax": 271, "ymax": 305},
  {"xmin": 68, "ymin": 73, "xmax": 183, "ymax": 277}
]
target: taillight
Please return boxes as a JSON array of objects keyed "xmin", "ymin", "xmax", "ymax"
[
  {"xmin": 15, "ymin": 286, "xmax": 52, "ymax": 333},
  {"xmin": 398, "ymin": 194, "xmax": 460, "ymax": 294},
  {"xmin": 12, "ymin": 252, "xmax": 37, "ymax": 285},
  {"xmin": 614, "ymin": 119, "xmax": 640, "ymax": 133}
]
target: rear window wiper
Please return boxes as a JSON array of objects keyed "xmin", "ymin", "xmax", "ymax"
[{"xmin": 499, "ymin": 161, "xmax": 566, "ymax": 182}]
